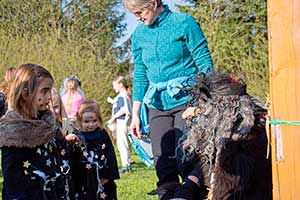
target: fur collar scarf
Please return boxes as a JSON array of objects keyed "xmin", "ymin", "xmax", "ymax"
[{"xmin": 0, "ymin": 110, "xmax": 56, "ymax": 148}]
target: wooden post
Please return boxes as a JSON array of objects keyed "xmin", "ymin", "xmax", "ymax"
[{"xmin": 268, "ymin": 0, "xmax": 300, "ymax": 199}]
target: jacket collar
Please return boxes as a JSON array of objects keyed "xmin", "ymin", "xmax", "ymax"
[{"xmin": 150, "ymin": 4, "xmax": 170, "ymax": 27}]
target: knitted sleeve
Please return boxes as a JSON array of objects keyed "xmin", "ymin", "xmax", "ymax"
[
  {"xmin": 184, "ymin": 15, "xmax": 214, "ymax": 75},
  {"xmin": 132, "ymin": 32, "xmax": 149, "ymax": 102}
]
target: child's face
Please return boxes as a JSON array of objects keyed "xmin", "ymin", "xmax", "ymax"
[
  {"xmin": 67, "ymin": 79, "xmax": 76, "ymax": 90},
  {"xmin": 33, "ymin": 78, "xmax": 53, "ymax": 112},
  {"xmin": 112, "ymin": 81, "xmax": 121, "ymax": 93},
  {"xmin": 81, "ymin": 111, "xmax": 99, "ymax": 132}
]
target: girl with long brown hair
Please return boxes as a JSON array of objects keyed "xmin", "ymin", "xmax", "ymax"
[{"xmin": 0, "ymin": 63, "xmax": 65, "ymax": 199}]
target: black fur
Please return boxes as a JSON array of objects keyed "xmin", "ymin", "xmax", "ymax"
[{"xmin": 182, "ymin": 72, "xmax": 272, "ymax": 200}]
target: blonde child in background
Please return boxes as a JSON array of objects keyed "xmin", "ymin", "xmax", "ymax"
[
  {"xmin": 0, "ymin": 67, "xmax": 17, "ymax": 117},
  {"xmin": 61, "ymin": 76, "xmax": 84, "ymax": 134},
  {"xmin": 61, "ymin": 76, "xmax": 85, "ymax": 120},
  {"xmin": 0, "ymin": 67, "xmax": 17, "ymax": 97},
  {"xmin": 0, "ymin": 63, "xmax": 65, "ymax": 199},
  {"xmin": 51, "ymin": 88, "xmax": 68, "ymax": 133},
  {"xmin": 51, "ymin": 88, "xmax": 77, "ymax": 199},
  {"xmin": 66, "ymin": 100, "xmax": 119, "ymax": 200}
]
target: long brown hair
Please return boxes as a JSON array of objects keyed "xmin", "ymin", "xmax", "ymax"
[
  {"xmin": 76, "ymin": 100, "xmax": 104, "ymax": 130},
  {"xmin": 9, "ymin": 63, "xmax": 54, "ymax": 119}
]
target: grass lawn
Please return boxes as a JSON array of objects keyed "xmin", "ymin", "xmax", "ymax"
[
  {"xmin": 115, "ymin": 153, "xmax": 157, "ymax": 200},
  {"xmin": 0, "ymin": 151, "xmax": 158, "ymax": 200}
]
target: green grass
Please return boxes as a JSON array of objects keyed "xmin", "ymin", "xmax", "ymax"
[
  {"xmin": 115, "ymin": 153, "xmax": 157, "ymax": 200},
  {"xmin": 0, "ymin": 151, "xmax": 157, "ymax": 200}
]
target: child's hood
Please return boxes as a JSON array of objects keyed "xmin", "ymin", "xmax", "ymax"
[{"xmin": 0, "ymin": 110, "xmax": 56, "ymax": 148}]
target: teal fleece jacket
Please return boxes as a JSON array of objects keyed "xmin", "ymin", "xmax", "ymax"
[{"xmin": 132, "ymin": 5, "xmax": 214, "ymax": 110}]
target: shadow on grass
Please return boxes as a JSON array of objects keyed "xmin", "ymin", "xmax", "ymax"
[{"xmin": 131, "ymin": 161, "xmax": 152, "ymax": 169}]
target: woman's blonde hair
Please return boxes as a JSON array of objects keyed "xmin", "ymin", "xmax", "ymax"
[
  {"xmin": 8, "ymin": 63, "xmax": 54, "ymax": 119},
  {"xmin": 76, "ymin": 100, "xmax": 104, "ymax": 130},
  {"xmin": 123, "ymin": 0, "xmax": 162, "ymax": 12},
  {"xmin": 1, "ymin": 67, "xmax": 17, "ymax": 97}
]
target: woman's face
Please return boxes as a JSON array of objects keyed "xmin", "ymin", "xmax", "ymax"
[
  {"xmin": 81, "ymin": 111, "xmax": 99, "ymax": 132},
  {"xmin": 131, "ymin": 1, "xmax": 158, "ymax": 25}
]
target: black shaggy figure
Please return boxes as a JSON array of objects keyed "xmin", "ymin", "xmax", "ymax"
[{"xmin": 182, "ymin": 72, "xmax": 272, "ymax": 200}]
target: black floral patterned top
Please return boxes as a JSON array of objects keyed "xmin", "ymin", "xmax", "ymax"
[
  {"xmin": 2, "ymin": 140, "xmax": 66, "ymax": 200},
  {"xmin": 71, "ymin": 128, "xmax": 119, "ymax": 200}
]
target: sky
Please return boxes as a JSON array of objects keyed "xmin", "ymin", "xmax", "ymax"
[{"xmin": 117, "ymin": 0, "xmax": 189, "ymax": 46}]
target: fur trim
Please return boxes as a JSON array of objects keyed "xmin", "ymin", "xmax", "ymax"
[{"xmin": 0, "ymin": 110, "xmax": 56, "ymax": 148}]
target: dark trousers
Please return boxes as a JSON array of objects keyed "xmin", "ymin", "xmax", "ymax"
[{"xmin": 149, "ymin": 105, "xmax": 196, "ymax": 187}]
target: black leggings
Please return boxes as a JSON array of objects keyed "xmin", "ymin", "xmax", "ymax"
[{"xmin": 149, "ymin": 105, "xmax": 196, "ymax": 187}]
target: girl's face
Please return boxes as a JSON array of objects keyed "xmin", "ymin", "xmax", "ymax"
[
  {"xmin": 112, "ymin": 81, "xmax": 121, "ymax": 93},
  {"xmin": 50, "ymin": 90, "xmax": 60, "ymax": 117},
  {"xmin": 33, "ymin": 78, "xmax": 53, "ymax": 112},
  {"xmin": 67, "ymin": 79, "xmax": 76, "ymax": 90},
  {"xmin": 81, "ymin": 111, "xmax": 99, "ymax": 132}
]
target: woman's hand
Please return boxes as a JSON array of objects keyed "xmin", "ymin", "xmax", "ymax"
[
  {"xmin": 131, "ymin": 101, "xmax": 142, "ymax": 139},
  {"xmin": 65, "ymin": 133, "xmax": 80, "ymax": 142},
  {"xmin": 130, "ymin": 113, "xmax": 142, "ymax": 139}
]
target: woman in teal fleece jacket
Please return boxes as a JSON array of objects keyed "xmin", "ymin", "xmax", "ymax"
[{"xmin": 124, "ymin": 0, "xmax": 214, "ymax": 199}]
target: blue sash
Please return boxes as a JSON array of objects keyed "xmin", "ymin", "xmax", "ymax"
[
  {"xmin": 139, "ymin": 103, "xmax": 150, "ymax": 134},
  {"xmin": 128, "ymin": 132, "xmax": 154, "ymax": 167},
  {"xmin": 143, "ymin": 76, "xmax": 195, "ymax": 105}
]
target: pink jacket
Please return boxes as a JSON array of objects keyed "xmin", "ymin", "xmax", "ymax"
[{"xmin": 62, "ymin": 91, "xmax": 84, "ymax": 119}]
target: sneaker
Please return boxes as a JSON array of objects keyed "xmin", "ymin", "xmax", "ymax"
[
  {"xmin": 129, "ymin": 159, "xmax": 135, "ymax": 164},
  {"xmin": 148, "ymin": 182, "xmax": 180, "ymax": 200},
  {"xmin": 158, "ymin": 190, "xmax": 176, "ymax": 200},
  {"xmin": 127, "ymin": 165, "xmax": 132, "ymax": 172},
  {"xmin": 173, "ymin": 179, "xmax": 208, "ymax": 200},
  {"xmin": 119, "ymin": 166, "xmax": 130, "ymax": 174}
]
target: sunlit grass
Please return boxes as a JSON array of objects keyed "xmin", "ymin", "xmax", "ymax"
[{"xmin": 115, "ymin": 153, "xmax": 157, "ymax": 200}]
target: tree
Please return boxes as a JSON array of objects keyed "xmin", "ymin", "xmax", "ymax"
[
  {"xmin": 0, "ymin": 0, "xmax": 130, "ymax": 119},
  {"xmin": 179, "ymin": 0, "xmax": 268, "ymax": 98}
]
